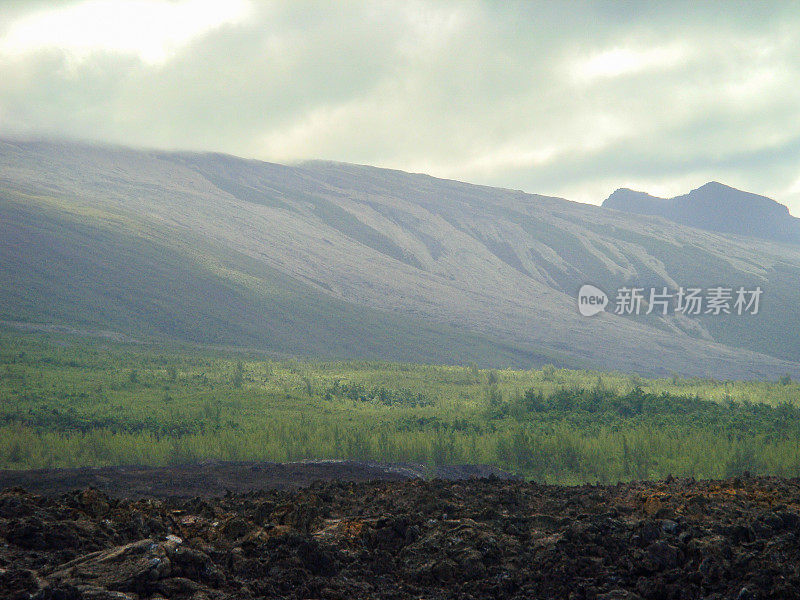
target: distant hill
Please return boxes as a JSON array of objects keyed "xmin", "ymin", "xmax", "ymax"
[
  {"xmin": 3, "ymin": 138, "xmax": 800, "ymax": 378},
  {"xmin": 604, "ymin": 182, "xmax": 800, "ymax": 245}
]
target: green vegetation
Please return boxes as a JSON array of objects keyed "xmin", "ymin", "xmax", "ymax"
[{"xmin": 1, "ymin": 330, "xmax": 799, "ymax": 484}]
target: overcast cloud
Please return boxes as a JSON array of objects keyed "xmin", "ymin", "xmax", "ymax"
[{"xmin": 1, "ymin": 0, "xmax": 799, "ymax": 209}]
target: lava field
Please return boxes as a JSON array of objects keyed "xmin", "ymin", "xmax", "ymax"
[{"xmin": 2, "ymin": 475, "xmax": 800, "ymax": 599}]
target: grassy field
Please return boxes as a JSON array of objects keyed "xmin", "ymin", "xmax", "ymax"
[{"xmin": 1, "ymin": 329, "xmax": 799, "ymax": 484}]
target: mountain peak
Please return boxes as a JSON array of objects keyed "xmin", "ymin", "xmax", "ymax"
[
  {"xmin": 602, "ymin": 182, "xmax": 799, "ymax": 244},
  {"xmin": 695, "ymin": 181, "xmax": 737, "ymax": 192},
  {"xmin": 603, "ymin": 188, "xmax": 668, "ymax": 217}
]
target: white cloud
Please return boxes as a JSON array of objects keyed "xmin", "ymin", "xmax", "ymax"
[
  {"xmin": 0, "ymin": 1, "xmax": 798, "ymax": 210},
  {"xmin": 259, "ymin": 99, "xmax": 383, "ymax": 163},
  {"xmin": 783, "ymin": 175, "xmax": 800, "ymax": 215},
  {"xmin": 569, "ymin": 42, "xmax": 690, "ymax": 83},
  {"xmin": 0, "ymin": 0, "xmax": 253, "ymax": 65}
]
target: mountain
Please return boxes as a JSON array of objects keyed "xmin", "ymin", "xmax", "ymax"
[
  {"xmin": 2, "ymin": 138, "xmax": 800, "ymax": 379},
  {"xmin": 604, "ymin": 182, "xmax": 800, "ymax": 245}
]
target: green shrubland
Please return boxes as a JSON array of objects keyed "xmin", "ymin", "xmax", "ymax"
[{"xmin": 1, "ymin": 330, "xmax": 799, "ymax": 483}]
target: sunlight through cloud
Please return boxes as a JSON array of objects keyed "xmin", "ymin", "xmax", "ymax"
[
  {"xmin": 0, "ymin": 0, "xmax": 253, "ymax": 64},
  {"xmin": 571, "ymin": 43, "xmax": 689, "ymax": 83}
]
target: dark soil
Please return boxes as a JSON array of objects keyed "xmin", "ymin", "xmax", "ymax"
[
  {"xmin": 0, "ymin": 461, "xmax": 514, "ymax": 498},
  {"xmin": 2, "ymin": 471, "xmax": 800, "ymax": 599}
]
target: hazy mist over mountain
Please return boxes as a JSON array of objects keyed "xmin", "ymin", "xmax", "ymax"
[
  {"xmin": 2, "ymin": 1, "xmax": 800, "ymax": 209},
  {"xmin": 2, "ymin": 1, "xmax": 800, "ymax": 380}
]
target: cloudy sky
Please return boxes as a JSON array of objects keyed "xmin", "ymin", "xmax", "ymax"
[{"xmin": 1, "ymin": 1, "xmax": 799, "ymax": 209}]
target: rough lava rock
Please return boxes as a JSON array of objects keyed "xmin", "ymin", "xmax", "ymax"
[{"xmin": 1, "ymin": 476, "xmax": 800, "ymax": 599}]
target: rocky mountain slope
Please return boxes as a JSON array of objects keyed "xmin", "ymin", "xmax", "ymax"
[{"xmin": 2, "ymin": 138, "xmax": 800, "ymax": 378}]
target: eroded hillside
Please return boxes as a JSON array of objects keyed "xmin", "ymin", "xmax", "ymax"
[{"xmin": 2, "ymin": 139, "xmax": 800, "ymax": 377}]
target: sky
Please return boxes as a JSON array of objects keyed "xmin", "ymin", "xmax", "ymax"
[{"xmin": 1, "ymin": 0, "xmax": 799, "ymax": 210}]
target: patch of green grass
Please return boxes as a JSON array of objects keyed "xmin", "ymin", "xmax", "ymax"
[{"xmin": 1, "ymin": 331, "xmax": 799, "ymax": 483}]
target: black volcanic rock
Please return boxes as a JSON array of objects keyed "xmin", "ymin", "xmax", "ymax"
[
  {"xmin": 5, "ymin": 477, "xmax": 800, "ymax": 599},
  {"xmin": 604, "ymin": 182, "xmax": 800, "ymax": 245}
]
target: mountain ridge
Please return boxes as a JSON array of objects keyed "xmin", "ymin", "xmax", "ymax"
[{"xmin": 3, "ymin": 138, "xmax": 800, "ymax": 378}]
